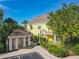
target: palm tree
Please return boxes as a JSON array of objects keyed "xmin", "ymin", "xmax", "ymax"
[
  {"xmin": 22, "ymin": 20, "xmax": 28, "ymax": 31},
  {"xmin": 4, "ymin": 18, "xmax": 17, "ymax": 24}
]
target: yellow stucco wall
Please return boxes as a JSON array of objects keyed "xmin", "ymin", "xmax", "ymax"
[
  {"xmin": 27, "ymin": 23, "xmax": 48, "ymax": 35},
  {"xmin": 27, "ymin": 23, "xmax": 54, "ymax": 42},
  {"xmin": 46, "ymin": 35, "xmax": 54, "ymax": 42}
]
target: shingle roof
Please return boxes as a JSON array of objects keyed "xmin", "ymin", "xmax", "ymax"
[
  {"xmin": 8, "ymin": 29, "xmax": 30, "ymax": 36},
  {"xmin": 29, "ymin": 14, "xmax": 49, "ymax": 24}
]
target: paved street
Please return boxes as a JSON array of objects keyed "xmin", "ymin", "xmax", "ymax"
[{"xmin": 4, "ymin": 52, "xmax": 44, "ymax": 59}]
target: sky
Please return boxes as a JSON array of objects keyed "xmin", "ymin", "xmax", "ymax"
[{"xmin": 0, "ymin": 0, "xmax": 79, "ymax": 24}]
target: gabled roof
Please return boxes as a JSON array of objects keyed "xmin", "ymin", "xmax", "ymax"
[
  {"xmin": 29, "ymin": 14, "xmax": 49, "ymax": 24},
  {"xmin": 8, "ymin": 29, "xmax": 30, "ymax": 36}
]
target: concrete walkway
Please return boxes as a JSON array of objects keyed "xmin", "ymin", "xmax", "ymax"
[
  {"xmin": 33, "ymin": 46, "xmax": 58, "ymax": 59},
  {"xmin": 0, "ymin": 46, "xmax": 79, "ymax": 59},
  {"xmin": 64, "ymin": 56, "xmax": 79, "ymax": 59}
]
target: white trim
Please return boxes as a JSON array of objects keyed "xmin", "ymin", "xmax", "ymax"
[
  {"xmin": 23, "ymin": 37, "xmax": 26, "ymax": 47},
  {"xmin": 15, "ymin": 38, "xmax": 18, "ymax": 49},
  {"xmin": 8, "ymin": 36, "xmax": 28, "ymax": 39},
  {"xmin": 54, "ymin": 34, "xmax": 57, "ymax": 44},
  {"xmin": 27, "ymin": 37, "xmax": 31, "ymax": 46},
  {"xmin": 8, "ymin": 37, "xmax": 12, "ymax": 51}
]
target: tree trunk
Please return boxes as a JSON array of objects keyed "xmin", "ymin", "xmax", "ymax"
[
  {"xmin": 67, "ymin": 32, "xmax": 72, "ymax": 50},
  {"xmin": 68, "ymin": 32, "xmax": 72, "ymax": 41},
  {"xmin": 62, "ymin": 35, "xmax": 67, "ymax": 48},
  {"xmin": 62, "ymin": 35, "xmax": 65, "ymax": 41}
]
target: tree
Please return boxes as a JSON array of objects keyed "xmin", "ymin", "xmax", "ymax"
[
  {"xmin": 47, "ymin": 3, "xmax": 79, "ymax": 49},
  {"xmin": 0, "ymin": 9, "xmax": 3, "ymax": 20},
  {"xmin": 0, "ymin": 11, "xmax": 25, "ymax": 53},
  {"xmin": 1, "ymin": 18, "xmax": 17, "ymax": 52},
  {"xmin": 4, "ymin": 18, "xmax": 17, "ymax": 24},
  {"xmin": 0, "ymin": 9, "xmax": 4, "ymax": 53},
  {"xmin": 3, "ymin": 18, "xmax": 25, "ymax": 52},
  {"xmin": 0, "ymin": 9, "xmax": 3, "ymax": 41},
  {"xmin": 22, "ymin": 20, "xmax": 28, "ymax": 31},
  {"xmin": 3, "ymin": 18, "xmax": 17, "ymax": 37}
]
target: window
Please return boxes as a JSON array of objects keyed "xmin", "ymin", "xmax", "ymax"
[
  {"xmin": 38, "ymin": 26, "xmax": 41, "ymax": 30},
  {"xmin": 30, "ymin": 24, "xmax": 33, "ymax": 30}
]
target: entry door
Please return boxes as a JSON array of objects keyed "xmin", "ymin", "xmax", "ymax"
[
  {"xmin": 18, "ymin": 38, "xmax": 23, "ymax": 49},
  {"xmin": 12, "ymin": 39, "xmax": 15, "ymax": 50},
  {"xmin": 26, "ymin": 37, "xmax": 28, "ymax": 46}
]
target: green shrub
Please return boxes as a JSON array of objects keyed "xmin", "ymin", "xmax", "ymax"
[
  {"xmin": 40, "ymin": 36, "xmax": 48, "ymax": 48},
  {"xmin": 0, "ymin": 43, "xmax": 4, "ymax": 53},
  {"xmin": 40, "ymin": 41, "xmax": 45, "ymax": 47},
  {"xmin": 72, "ymin": 44, "xmax": 79, "ymax": 55},
  {"xmin": 32, "ymin": 35, "xmax": 37, "ymax": 42},
  {"xmin": 40, "ymin": 41, "xmax": 48, "ymax": 48},
  {"xmin": 48, "ymin": 45, "xmax": 67, "ymax": 57}
]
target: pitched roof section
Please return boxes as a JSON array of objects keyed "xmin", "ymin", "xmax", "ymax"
[
  {"xmin": 8, "ymin": 29, "xmax": 30, "ymax": 36},
  {"xmin": 29, "ymin": 14, "xmax": 49, "ymax": 24}
]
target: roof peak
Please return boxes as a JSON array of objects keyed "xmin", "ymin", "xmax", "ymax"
[
  {"xmin": 8, "ymin": 29, "xmax": 29, "ymax": 36},
  {"xmin": 29, "ymin": 14, "xmax": 49, "ymax": 24}
]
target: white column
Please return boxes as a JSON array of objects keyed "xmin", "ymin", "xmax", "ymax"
[
  {"xmin": 23, "ymin": 37, "xmax": 26, "ymax": 48},
  {"xmin": 54, "ymin": 34, "xmax": 57, "ymax": 44},
  {"xmin": 9, "ymin": 37, "xmax": 12, "ymax": 51},
  {"xmin": 6, "ymin": 39, "xmax": 8, "ymax": 51},
  {"xmin": 15, "ymin": 38, "xmax": 18, "ymax": 49},
  {"xmin": 27, "ymin": 37, "xmax": 31, "ymax": 46}
]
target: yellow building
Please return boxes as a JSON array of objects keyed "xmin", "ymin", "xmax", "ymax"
[{"xmin": 27, "ymin": 14, "xmax": 58, "ymax": 44}]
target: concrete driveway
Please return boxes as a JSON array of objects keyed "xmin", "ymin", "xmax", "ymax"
[{"xmin": 0, "ymin": 46, "xmax": 79, "ymax": 59}]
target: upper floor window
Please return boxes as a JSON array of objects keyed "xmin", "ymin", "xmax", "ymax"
[
  {"xmin": 30, "ymin": 24, "xmax": 33, "ymax": 30},
  {"xmin": 38, "ymin": 26, "xmax": 41, "ymax": 30}
]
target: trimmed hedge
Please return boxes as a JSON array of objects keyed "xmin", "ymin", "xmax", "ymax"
[
  {"xmin": 48, "ymin": 45, "xmax": 67, "ymax": 57},
  {"xmin": 72, "ymin": 44, "xmax": 79, "ymax": 55},
  {"xmin": 40, "ymin": 41, "xmax": 67, "ymax": 57}
]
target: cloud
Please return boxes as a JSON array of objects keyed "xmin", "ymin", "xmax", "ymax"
[
  {"xmin": 0, "ymin": 0, "xmax": 17, "ymax": 2},
  {"xmin": 0, "ymin": 0, "xmax": 9, "ymax": 2},
  {"xmin": 0, "ymin": 0, "xmax": 5, "ymax": 1},
  {"xmin": 0, "ymin": 4, "xmax": 10, "ymax": 10},
  {"xmin": 0, "ymin": 4, "xmax": 19, "ymax": 13},
  {"xmin": 0, "ymin": 0, "xmax": 19, "ymax": 13}
]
